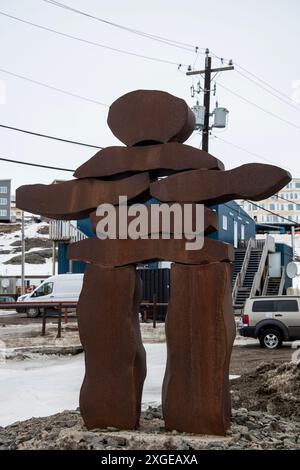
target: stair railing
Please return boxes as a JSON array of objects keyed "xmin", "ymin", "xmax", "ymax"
[
  {"xmin": 262, "ymin": 272, "xmax": 269, "ymax": 296},
  {"xmin": 49, "ymin": 220, "xmax": 87, "ymax": 243},
  {"xmin": 232, "ymin": 237, "xmax": 254, "ymax": 304},
  {"xmin": 250, "ymin": 235, "xmax": 275, "ymax": 298},
  {"xmin": 278, "ymin": 267, "xmax": 286, "ymax": 295}
]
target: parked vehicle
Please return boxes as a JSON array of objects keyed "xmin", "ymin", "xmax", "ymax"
[
  {"xmin": 0, "ymin": 295, "xmax": 15, "ymax": 303},
  {"xmin": 17, "ymin": 273, "xmax": 84, "ymax": 317},
  {"xmin": 239, "ymin": 296, "xmax": 300, "ymax": 349}
]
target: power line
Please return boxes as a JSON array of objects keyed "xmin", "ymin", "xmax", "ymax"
[
  {"xmin": 0, "ymin": 155, "xmax": 74, "ymax": 171},
  {"xmin": 0, "ymin": 11, "xmax": 186, "ymax": 67},
  {"xmin": 246, "ymin": 200, "xmax": 300, "ymax": 226},
  {"xmin": 0, "ymin": 124, "xmax": 103, "ymax": 149},
  {"xmin": 212, "ymin": 134, "xmax": 300, "ymax": 175},
  {"xmin": 235, "ymin": 68, "xmax": 300, "ymax": 113},
  {"xmin": 235, "ymin": 63, "xmax": 299, "ymax": 106},
  {"xmin": 0, "ymin": 68, "xmax": 109, "ymax": 107},
  {"xmin": 276, "ymin": 194, "xmax": 300, "ymax": 209},
  {"xmin": 42, "ymin": 0, "xmax": 202, "ymax": 53},
  {"xmin": 216, "ymin": 81, "xmax": 300, "ymax": 131},
  {"xmin": 211, "ymin": 50, "xmax": 300, "ymax": 108}
]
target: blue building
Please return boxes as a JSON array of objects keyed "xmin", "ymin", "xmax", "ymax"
[{"xmin": 208, "ymin": 201, "xmax": 256, "ymax": 247}]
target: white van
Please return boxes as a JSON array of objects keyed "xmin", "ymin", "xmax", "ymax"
[{"xmin": 17, "ymin": 273, "xmax": 84, "ymax": 317}]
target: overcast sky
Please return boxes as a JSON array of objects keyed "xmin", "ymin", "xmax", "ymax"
[{"xmin": 1, "ymin": 0, "xmax": 300, "ymax": 193}]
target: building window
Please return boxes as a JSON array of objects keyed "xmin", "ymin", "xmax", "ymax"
[
  {"xmin": 0, "ymin": 209, "xmax": 7, "ymax": 216},
  {"xmin": 288, "ymin": 204, "xmax": 294, "ymax": 211},
  {"xmin": 269, "ymin": 203, "xmax": 275, "ymax": 210},
  {"xmin": 0, "ymin": 186, "xmax": 8, "ymax": 194},
  {"xmin": 0, "ymin": 198, "xmax": 7, "ymax": 205},
  {"xmin": 295, "ymin": 193, "xmax": 298, "ymax": 199},
  {"xmin": 222, "ymin": 215, "xmax": 228, "ymax": 231},
  {"xmin": 296, "ymin": 183, "xmax": 300, "ymax": 188}
]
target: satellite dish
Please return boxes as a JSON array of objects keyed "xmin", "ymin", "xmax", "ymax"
[
  {"xmin": 286, "ymin": 262, "xmax": 300, "ymax": 279},
  {"xmin": 1, "ymin": 279, "xmax": 9, "ymax": 288}
]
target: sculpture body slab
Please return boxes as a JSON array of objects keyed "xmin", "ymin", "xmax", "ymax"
[
  {"xmin": 162, "ymin": 262, "xmax": 236, "ymax": 435},
  {"xmin": 74, "ymin": 143, "xmax": 224, "ymax": 178},
  {"xmin": 16, "ymin": 172, "xmax": 150, "ymax": 220},
  {"xmin": 77, "ymin": 264, "xmax": 146, "ymax": 430},
  {"xmin": 90, "ymin": 204, "xmax": 219, "ymax": 236},
  {"xmin": 68, "ymin": 237, "xmax": 234, "ymax": 267},
  {"xmin": 150, "ymin": 164, "xmax": 291, "ymax": 204}
]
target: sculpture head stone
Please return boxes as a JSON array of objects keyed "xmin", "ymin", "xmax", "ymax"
[{"xmin": 107, "ymin": 89, "xmax": 196, "ymax": 146}]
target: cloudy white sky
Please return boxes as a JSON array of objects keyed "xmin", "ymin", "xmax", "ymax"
[{"xmin": 0, "ymin": 0, "xmax": 300, "ymax": 193}]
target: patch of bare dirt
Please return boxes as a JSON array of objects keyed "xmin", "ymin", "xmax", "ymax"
[{"xmin": 231, "ymin": 361, "xmax": 300, "ymax": 420}]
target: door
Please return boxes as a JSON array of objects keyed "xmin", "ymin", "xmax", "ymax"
[
  {"xmin": 275, "ymin": 299, "xmax": 300, "ymax": 338},
  {"xmin": 30, "ymin": 281, "xmax": 54, "ymax": 302},
  {"xmin": 233, "ymin": 220, "xmax": 238, "ymax": 248},
  {"xmin": 241, "ymin": 224, "xmax": 245, "ymax": 241}
]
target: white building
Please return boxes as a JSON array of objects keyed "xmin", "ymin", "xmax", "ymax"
[{"xmin": 240, "ymin": 178, "xmax": 300, "ymax": 228}]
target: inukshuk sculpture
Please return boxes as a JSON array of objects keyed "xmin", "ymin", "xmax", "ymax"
[{"xmin": 16, "ymin": 90, "xmax": 291, "ymax": 435}]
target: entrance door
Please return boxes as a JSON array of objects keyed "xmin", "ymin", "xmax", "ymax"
[{"xmin": 234, "ymin": 220, "xmax": 238, "ymax": 248}]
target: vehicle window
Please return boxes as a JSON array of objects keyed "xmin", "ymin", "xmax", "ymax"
[
  {"xmin": 34, "ymin": 282, "xmax": 53, "ymax": 297},
  {"xmin": 277, "ymin": 300, "xmax": 299, "ymax": 312},
  {"xmin": 252, "ymin": 300, "xmax": 275, "ymax": 312}
]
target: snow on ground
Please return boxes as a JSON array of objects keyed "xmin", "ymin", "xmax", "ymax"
[
  {"xmin": 0, "ymin": 221, "xmax": 54, "ymax": 276},
  {"xmin": 0, "ymin": 344, "xmax": 238, "ymax": 427}
]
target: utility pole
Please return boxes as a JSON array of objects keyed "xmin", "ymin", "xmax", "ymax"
[{"xmin": 186, "ymin": 50, "xmax": 234, "ymax": 152}]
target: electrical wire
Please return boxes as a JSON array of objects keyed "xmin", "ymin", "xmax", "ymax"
[
  {"xmin": 211, "ymin": 134, "xmax": 300, "ymax": 175},
  {"xmin": 42, "ymin": 0, "xmax": 202, "ymax": 53},
  {"xmin": 0, "ymin": 124, "xmax": 103, "ymax": 149},
  {"xmin": 0, "ymin": 68, "xmax": 109, "ymax": 107},
  {"xmin": 0, "ymin": 11, "xmax": 186, "ymax": 67},
  {"xmin": 276, "ymin": 194, "xmax": 300, "ymax": 209},
  {"xmin": 246, "ymin": 200, "xmax": 300, "ymax": 226},
  {"xmin": 235, "ymin": 68, "xmax": 300, "ymax": 113},
  {"xmin": 216, "ymin": 81, "xmax": 300, "ymax": 131},
  {"xmin": 0, "ymin": 155, "xmax": 74, "ymax": 171}
]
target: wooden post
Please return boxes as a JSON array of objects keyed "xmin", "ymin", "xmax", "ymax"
[
  {"xmin": 143, "ymin": 307, "xmax": 148, "ymax": 322},
  {"xmin": 42, "ymin": 308, "xmax": 47, "ymax": 336},
  {"xmin": 152, "ymin": 294, "xmax": 157, "ymax": 328},
  {"xmin": 57, "ymin": 307, "xmax": 62, "ymax": 339},
  {"xmin": 64, "ymin": 307, "xmax": 68, "ymax": 324}
]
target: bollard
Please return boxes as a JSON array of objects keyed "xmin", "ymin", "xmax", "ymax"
[{"xmin": 42, "ymin": 308, "xmax": 47, "ymax": 336}]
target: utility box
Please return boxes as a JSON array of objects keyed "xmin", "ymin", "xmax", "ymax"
[
  {"xmin": 191, "ymin": 103, "xmax": 205, "ymax": 130},
  {"xmin": 213, "ymin": 107, "xmax": 229, "ymax": 128}
]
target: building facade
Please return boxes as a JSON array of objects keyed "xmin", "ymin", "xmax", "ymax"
[
  {"xmin": 0, "ymin": 179, "xmax": 11, "ymax": 222},
  {"xmin": 239, "ymin": 178, "xmax": 300, "ymax": 229}
]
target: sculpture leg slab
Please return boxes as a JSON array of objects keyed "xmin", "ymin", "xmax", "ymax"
[
  {"xmin": 77, "ymin": 264, "xmax": 146, "ymax": 430},
  {"xmin": 162, "ymin": 262, "xmax": 236, "ymax": 435}
]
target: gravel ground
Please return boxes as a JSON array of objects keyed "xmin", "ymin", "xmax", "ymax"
[{"xmin": 1, "ymin": 404, "xmax": 299, "ymax": 450}]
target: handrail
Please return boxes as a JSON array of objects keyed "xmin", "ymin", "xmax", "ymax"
[
  {"xmin": 250, "ymin": 235, "xmax": 275, "ymax": 297},
  {"xmin": 278, "ymin": 267, "xmax": 286, "ymax": 295},
  {"xmin": 262, "ymin": 273, "xmax": 269, "ymax": 296},
  {"xmin": 232, "ymin": 237, "xmax": 254, "ymax": 303}
]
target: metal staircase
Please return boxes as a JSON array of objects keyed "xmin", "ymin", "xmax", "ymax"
[
  {"xmin": 232, "ymin": 236, "xmax": 276, "ymax": 310},
  {"xmin": 232, "ymin": 250, "xmax": 246, "ymax": 286},
  {"xmin": 262, "ymin": 266, "xmax": 286, "ymax": 296},
  {"xmin": 234, "ymin": 249, "xmax": 263, "ymax": 308}
]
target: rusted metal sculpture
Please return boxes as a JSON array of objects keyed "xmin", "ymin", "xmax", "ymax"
[{"xmin": 16, "ymin": 89, "xmax": 291, "ymax": 435}]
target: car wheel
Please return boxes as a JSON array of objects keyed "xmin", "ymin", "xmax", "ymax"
[
  {"xmin": 26, "ymin": 307, "xmax": 40, "ymax": 318},
  {"xmin": 259, "ymin": 329, "xmax": 283, "ymax": 349}
]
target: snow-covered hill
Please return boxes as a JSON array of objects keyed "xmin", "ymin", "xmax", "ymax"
[{"xmin": 0, "ymin": 221, "xmax": 55, "ymax": 276}]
